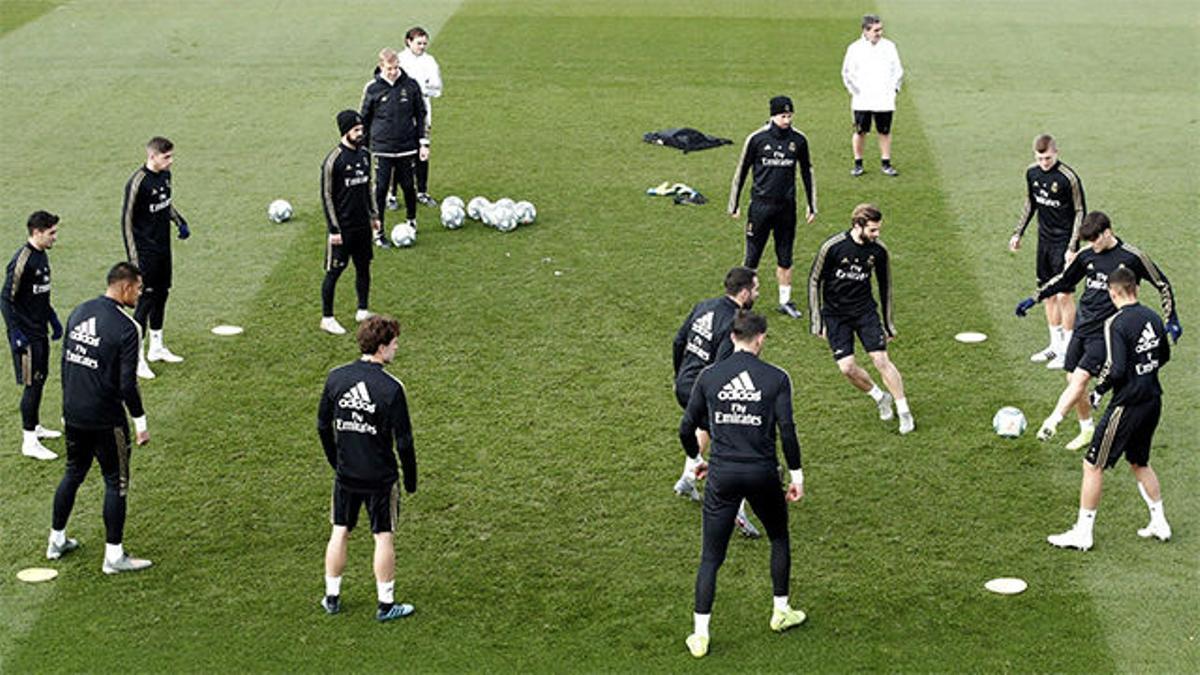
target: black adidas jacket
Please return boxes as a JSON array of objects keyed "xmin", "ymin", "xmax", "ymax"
[
  {"xmin": 60, "ymin": 296, "xmax": 145, "ymax": 429},
  {"xmin": 318, "ymin": 359, "xmax": 417, "ymax": 493}
]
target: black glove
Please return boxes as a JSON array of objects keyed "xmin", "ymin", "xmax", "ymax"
[
  {"xmin": 49, "ymin": 312, "xmax": 63, "ymax": 340},
  {"xmin": 1015, "ymin": 297, "xmax": 1036, "ymax": 317},
  {"xmin": 10, "ymin": 327, "xmax": 28, "ymax": 352},
  {"xmin": 1165, "ymin": 317, "xmax": 1182, "ymax": 343},
  {"xmin": 177, "ymin": 215, "xmax": 191, "ymax": 240},
  {"xmin": 1088, "ymin": 390, "xmax": 1102, "ymax": 410}
]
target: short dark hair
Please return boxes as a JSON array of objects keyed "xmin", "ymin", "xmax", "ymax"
[
  {"xmin": 27, "ymin": 210, "xmax": 59, "ymax": 234},
  {"xmin": 862, "ymin": 14, "xmax": 882, "ymax": 29},
  {"xmin": 851, "ymin": 203, "xmax": 882, "ymax": 228},
  {"xmin": 1033, "ymin": 134, "xmax": 1056, "ymax": 154},
  {"xmin": 405, "ymin": 26, "xmax": 428, "ymax": 42},
  {"xmin": 723, "ymin": 266, "xmax": 757, "ymax": 296},
  {"xmin": 731, "ymin": 309, "xmax": 767, "ymax": 341},
  {"xmin": 1080, "ymin": 211, "xmax": 1112, "ymax": 242},
  {"xmin": 107, "ymin": 261, "xmax": 141, "ymax": 287},
  {"xmin": 1108, "ymin": 267, "xmax": 1138, "ymax": 295},
  {"xmin": 357, "ymin": 315, "xmax": 400, "ymax": 355},
  {"xmin": 147, "ymin": 136, "xmax": 173, "ymax": 154}
]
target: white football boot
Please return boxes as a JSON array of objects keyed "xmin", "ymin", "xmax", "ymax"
[
  {"xmin": 320, "ymin": 317, "xmax": 347, "ymax": 335},
  {"xmin": 1137, "ymin": 520, "xmax": 1172, "ymax": 542},
  {"xmin": 1047, "ymin": 526, "xmax": 1093, "ymax": 551}
]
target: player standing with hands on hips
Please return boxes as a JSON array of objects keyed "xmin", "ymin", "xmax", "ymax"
[
  {"xmin": 679, "ymin": 310, "xmax": 807, "ymax": 658},
  {"xmin": 2, "ymin": 211, "xmax": 64, "ymax": 460},
  {"xmin": 841, "ymin": 14, "xmax": 904, "ymax": 177},
  {"xmin": 397, "ymin": 26, "xmax": 442, "ymax": 209},
  {"xmin": 121, "ymin": 136, "xmax": 191, "ymax": 380},
  {"xmin": 47, "ymin": 262, "xmax": 152, "ymax": 574},
  {"xmin": 317, "ymin": 315, "xmax": 418, "ymax": 621},
  {"xmin": 729, "ymin": 95, "xmax": 817, "ymax": 320}
]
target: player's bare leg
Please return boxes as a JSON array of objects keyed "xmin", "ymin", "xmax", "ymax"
[
  {"xmin": 1131, "ymin": 463, "xmax": 1171, "ymax": 540},
  {"xmin": 1038, "ymin": 369, "xmax": 1092, "ymax": 442},
  {"xmin": 776, "ymin": 266, "xmax": 800, "ymax": 319},
  {"xmin": 871, "ymin": 351, "xmax": 913, "ymax": 433},
  {"xmin": 373, "ymin": 531, "xmax": 411, "ymax": 621},
  {"xmin": 837, "ymin": 354, "xmax": 895, "ymax": 423},
  {"xmin": 322, "ymin": 525, "xmax": 349, "ymax": 613},
  {"xmin": 1049, "ymin": 460, "xmax": 1101, "ymax": 550}
]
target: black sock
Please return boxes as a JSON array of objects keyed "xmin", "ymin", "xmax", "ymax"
[
  {"xmin": 882, "ymin": 158, "xmax": 892, "ymax": 167},
  {"xmin": 854, "ymin": 158, "xmax": 863, "ymax": 168}
]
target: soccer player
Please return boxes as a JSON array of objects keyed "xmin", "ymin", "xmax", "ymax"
[
  {"xmin": 679, "ymin": 310, "xmax": 806, "ymax": 658},
  {"xmin": 728, "ymin": 95, "xmax": 817, "ymax": 320},
  {"xmin": 361, "ymin": 47, "xmax": 429, "ymax": 240},
  {"xmin": 397, "ymin": 26, "xmax": 443, "ymax": 209},
  {"xmin": 1046, "ymin": 268, "xmax": 1172, "ymax": 551},
  {"xmin": 1016, "ymin": 211, "xmax": 1178, "ymax": 450},
  {"xmin": 47, "ymin": 262, "xmax": 152, "ymax": 574},
  {"xmin": 320, "ymin": 110, "xmax": 381, "ymax": 335},
  {"xmin": 672, "ymin": 266, "xmax": 761, "ymax": 538},
  {"xmin": 2, "ymin": 211, "xmax": 64, "ymax": 460},
  {"xmin": 1009, "ymin": 134, "xmax": 1086, "ymax": 369},
  {"xmin": 122, "ymin": 136, "xmax": 191, "ymax": 380},
  {"xmin": 841, "ymin": 14, "xmax": 904, "ymax": 177},
  {"xmin": 808, "ymin": 204, "xmax": 914, "ymax": 434},
  {"xmin": 317, "ymin": 315, "xmax": 418, "ymax": 622}
]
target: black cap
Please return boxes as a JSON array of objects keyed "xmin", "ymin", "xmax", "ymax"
[
  {"xmin": 770, "ymin": 96, "xmax": 794, "ymax": 116},
  {"xmin": 337, "ymin": 109, "xmax": 363, "ymax": 136}
]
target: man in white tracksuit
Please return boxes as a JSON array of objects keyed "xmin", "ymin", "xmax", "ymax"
[
  {"xmin": 397, "ymin": 26, "xmax": 443, "ymax": 208},
  {"xmin": 841, "ymin": 14, "xmax": 904, "ymax": 177}
]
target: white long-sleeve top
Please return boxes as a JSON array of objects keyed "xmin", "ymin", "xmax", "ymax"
[
  {"xmin": 841, "ymin": 36, "xmax": 903, "ymax": 112},
  {"xmin": 397, "ymin": 49, "xmax": 442, "ymax": 127}
]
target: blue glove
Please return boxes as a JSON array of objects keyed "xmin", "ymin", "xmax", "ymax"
[
  {"xmin": 10, "ymin": 327, "xmax": 28, "ymax": 352},
  {"xmin": 1015, "ymin": 297, "xmax": 1036, "ymax": 317},
  {"xmin": 177, "ymin": 220, "xmax": 191, "ymax": 240},
  {"xmin": 1165, "ymin": 317, "xmax": 1182, "ymax": 343},
  {"xmin": 49, "ymin": 312, "xmax": 63, "ymax": 340}
]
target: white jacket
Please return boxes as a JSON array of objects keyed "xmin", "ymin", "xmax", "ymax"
[
  {"xmin": 841, "ymin": 36, "xmax": 903, "ymax": 112},
  {"xmin": 397, "ymin": 49, "xmax": 442, "ymax": 126}
]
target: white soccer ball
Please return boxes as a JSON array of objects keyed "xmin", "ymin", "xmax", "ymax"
[
  {"xmin": 513, "ymin": 200, "xmax": 536, "ymax": 225},
  {"xmin": 494, "ymin": 198, "xmax": 516, "ymax": 211},
  {"xmin": 267, "ymin": 199, "xmax": 293, "ymax": 223},
  {"xmin": 467, "ymin": 196, "xmax": 491, "ymax": 220},
  {"xmin": 440, "ymin": 203, "xmax": 465, "ymax": 229},
  {"xmin": 492, "ymin": 204, "xmax": 518, "ymax": 232},
  {"xmin": 992, "ymin": 406, "xmax": 1027, "ymax": 438},
  {"xmin": 442, "ymin": 195, "xmax": 465, "ymax": 212},
  {"xmin": 390, "ymin": 222, "xmax": 417, "ymax": 248}
]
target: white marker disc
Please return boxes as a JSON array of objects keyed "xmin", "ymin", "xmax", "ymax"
[
  {"xmin": 17, "ymin": 567, "xmax": 58, "ymax": 583},
  {"xmin": 211, "ymin": 325, "xmax": 244, "ymax": 336},
  {"xmin": 955, "ymin": 331, "xmax": 988, "ymax": 343},
  {"xmin": 984, "ymin": 577, "xmax": 1027, "ymax": 595}
]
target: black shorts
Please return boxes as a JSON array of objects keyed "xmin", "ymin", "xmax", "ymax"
[
  {"xmin": 65, "ymin": 423, "xmax": 133, "ymax": 496},
  {"xmin": 853, "ymin": 110, "xmax": 894, "ymax": 135},
  {"xmin": 744, "ymin": 199, "xmax": 797, "ymax": 269},
  {"xmin": 1086, "ymin": 398, "xmax": 1161, "ymax": 469},
  {"xmin": 1063, "ymin": 331, "xmax": 1106, "ymax": 375},
  {"xmin": 1036, "ymin": 239, "xmax": 1071, "ymax": 286},
  {"xmin": 824, "ymin": 309, "xmax": 887, "ymax": 359},
  {"xmin": 324, "ymin": 230, "xmax": 374, "ymax": 272},
  {"xmin": 11, "ymin": 336, "xmax": 49, "ymax": 386},
  {"xmin": 330, "ymin": 481, "xmax": 398, "ymax": 534},
  {"xmin": 136, "ymin": 254, "xmax": 172, "ymax": 292}
]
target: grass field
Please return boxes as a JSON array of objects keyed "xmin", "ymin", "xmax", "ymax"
[{"xmin": 1, "ymin": 0, "xmax": 1196, "ymax": 671}]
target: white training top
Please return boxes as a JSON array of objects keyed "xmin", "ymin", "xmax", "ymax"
[
  {"xmin": 841, "ymin": 36, "xmax": 903, "ymax": 112},
  {"xmin": 398, "ymin": 48, "xmax": 442, "ymax": 127}
]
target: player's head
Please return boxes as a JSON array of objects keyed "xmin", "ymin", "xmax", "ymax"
[
  {"xmin": 862, "ymin": 14, "xmax": 883, "ymax": 43},
  {"xmin": 769, "ymin": 96, "xmax": 794, "ymax": 129},
  {"xmin": 336, "ymin": 110, "xmax": 364, "ymax": 145},
  {"xmin": 731, "ymin": 309, "xmax": 768, "ymax": 355},
  {"xmin": 405, "ymin": 26, "xmax": 429, "ymax": 55},
  {"xmin": 106, "ymin": 262, "xmax": 143, "ymax": 308},
  {"xmin": 1106, "ymin": 267, "xmax": 1138, "ymax": 303},
  {"xmin": 378, "ymin": 47, "xmax": 401, "ymax": 81},
  {"xmin": 26, "ymin": 210, "xmax": 60, "ymax": 250},
  {"xmin": 724, "ymin": 266, "xmax": 760, "ymax": 309},
  {"xmin": 850, "ymin": 203, "xmax": 883, "ymax": 242},
  {"xmin": 1080, "ymin": 211, "xmax": 1114, "ymax": 252},
  {"xmin": 357, "ymin": 315, "xmax": 401, "ymax": 362},
  {"xmin": 1033, "ymin": 134, "xmax": 1058, "ymax": 170},
  {"xmin": 146, "ymin": 137, "xmax": 174, "ymax": 171}
]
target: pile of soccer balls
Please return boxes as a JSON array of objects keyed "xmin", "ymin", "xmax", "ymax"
[{"xmin": 441, "ymin": 195, "xmax": 536, "ymax": 233}]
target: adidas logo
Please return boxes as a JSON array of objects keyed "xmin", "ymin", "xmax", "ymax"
[
  {"xmin": 338, "ymin": 381, "xmax": 376, "ymax": 412},
  {"xmin": 691, "ymin": 311, "xmax": 714, "ymax": 340},
  {"xmin": 1135, "ymin": 321, "xmax": 1160, "ymax": 354},
  {"xmin": 718, "ymin": 370, "xmax": 762, "ymax": 401},
  {"xmin": 69, "ymin": 316, "xmax": 101, "ymax": 347}
]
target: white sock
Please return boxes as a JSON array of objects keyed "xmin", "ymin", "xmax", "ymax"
[
  {"xmin": 867, "ymin": 385, "xmax": 884, "ymax": 403},
  {"xmin": 23, "ymin": 429, "xmax": 38, "ymax": 445},
  {"xmin": 105, "ymin": 542, "xmax": 124, "ymax": 562},
  {"xmin": 1048, "ymin": 325, "xmax": 1060, "ymax": 349},
  {"xmin": 779, "ymin": 285, "xmax": 792, "ymax": 306},
  {"xmin": 895, "ymin": 398, "xmax": 910, "ymax": 415},
  {"xmin": 325, "ymin": 575, "xmax": 342, "ymax": 597},
  {"xmin": 377, "ymin": 580, "xmax": 395, "ymax": 604},
  {"xmin": 49, "ymin": 529, "xmax": 66, "ymax": 546},
  {"xmin": 1061, "ymin": 329, "xmax": 1073, "ymax": 352},
  {"xmin": 693, "ymin": 612, "xmax": 711, "ymax": 638},
  {"xmin": 1079, "ymin": 418, "xmax": 1094, "ymax": 431},
  {"xmin": 773, "ymin": 596, "xmax": 790, "ymax": 612},
  {"xmin": 1046, "ymin": 411, "xmax": 1064, "ymax": 427},
  {"xmin": 149, "ymin": 329, "xmax": 163, "ymax": 350},
  {"xmin": 1076, "ymin": 508, "xmax": 1097, "ymax": 534}
]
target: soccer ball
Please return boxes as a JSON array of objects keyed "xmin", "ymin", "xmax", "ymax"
[
  {"xmin": 267, "ymin": 199, "xmax": 293, "ymax": 223},
  {"xmin": 513, "ymin": 200, "xmax": 536, "ymax": 225},
  {"xmin": 489, "ymin": 203, "xmax": 517, "ymax": 232},
  {"xmin": 494, "ymin": 197, "xmax": 516, "ymax": 211},
  {"xmin": 992, "ymin": 406, "xmax": 1027, "ymax": 438},
  {"xmin": 442, "ymin": 195, "xmax": 465, "ymax": 212},
  {"xmin": 390, "ymin": 222, "xmax": 417, "ymax": 248},
  {"xmin": 440, "ymin": 203, "xmax": 465, "ymax": 229},
  {"xmin": 467, "ymin": 196, "xmax": 491, "ymax": 221}
]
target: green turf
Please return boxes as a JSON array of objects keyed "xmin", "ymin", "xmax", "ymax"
[{"xmin": 1, "ymin": 0, "xmax": 1196, "ymax": 671}]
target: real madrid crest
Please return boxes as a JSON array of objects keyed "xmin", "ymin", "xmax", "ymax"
[
  {"xmin": 788, "ymin": 142, "xmax": 796, "ymax": 153},
  {"xmin": 1050, "ymin": 182, "xmax": 1059, "ymax": 193}
]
